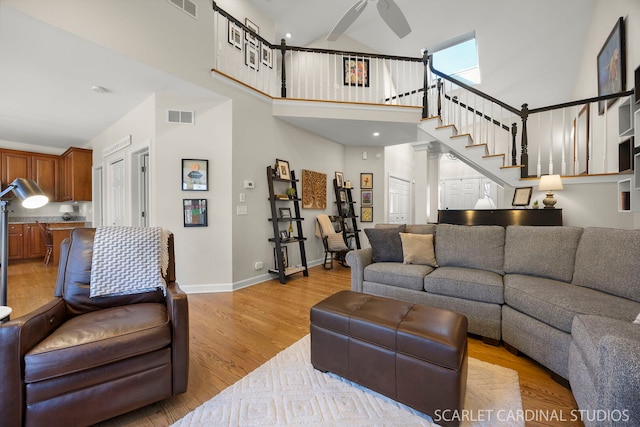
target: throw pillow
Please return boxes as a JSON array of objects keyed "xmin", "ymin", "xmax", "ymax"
[
  {"xmin": 326, "ymin": 233, "xmax": 349, "ymax": 251},
  {"xmin": 364, "ymin": 225, "xmax": 406, "ymax": 262},
  {"xmin": 400, "ymin": 232, "xmax": 438, "ymax": 267}
]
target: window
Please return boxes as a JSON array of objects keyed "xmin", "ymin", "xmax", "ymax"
[{"xmin": 430, "ymin": 32, "xmax": 480, "ymax": 85}]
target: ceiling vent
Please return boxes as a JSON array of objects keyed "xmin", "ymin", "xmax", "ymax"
[
  {"xmin": 167, "ymin": 110, "xmax": 195, "ymax": 125},
  {"xmin": 168, "ymin": 0, "xmax": 197, "ymax": 19}
]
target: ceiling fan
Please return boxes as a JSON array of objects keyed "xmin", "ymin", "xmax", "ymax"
[{"xmin": 327, "ymin": 0, "xmax": 411, "ymax": 42}]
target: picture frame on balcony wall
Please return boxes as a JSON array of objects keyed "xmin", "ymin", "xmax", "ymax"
[
  {"xmin": 597, "ymin": 17, "xmax": 625, "ymax": 115},
  {"xmin": 245, "ymin": 42, "xmax": 259, "ymax": 70},
  {"xmin": 343, "ymin": 58, "xmax": 370, "ymax": 87},
  {"xmin": 228, "ymin": 21, "xmax": 242, "ymax": 50},
  {"xmin": 245, "ymin": 18, "xmax": 259, "ymax": 46},
  {"xmin": 634, "ymin": 65, "xmax": 640, "ymax": 105},
  {"xmin": 261, "ymin": 44, "xmax": 273, "ymax": 68}
]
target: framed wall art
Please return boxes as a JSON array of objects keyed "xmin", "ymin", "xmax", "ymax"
[
  {"xmin": 361, "ymin": 189, "xmax": 373, "ymax": 205},
  {"xmin": 301, "ymin": 169, "xmax": 327, "ymax": 209},
  {"xmin": 182, "ymin": 159, "xmax": 208, "ymax": 191},
  {"xmin": 597, "ymin": 17, "xmax": 625, "ymax": 115},
  {"xmin": 335, "ymin": 171, "xmax": 344, "ymax": 188},
  {"xmin": 274, "ymin": 246, "xmax": 288, "ymax": 269},
  {"xmin": 183, "ymin": 199, "xmax": 207, "ymax": 227},
  {"xmin": 227, "ymin": 21, "xmax": 242, "ymax": 50},
  {"xmin": 261, "ymin": 44, "xmax": 273, "ymax": 68},
  {"xmin": 512, "ymin": 187, "xmax": 533, "ymax": 207},
  {"xmin": 344, "ymin": 58, "xmax": 370, "ymax": 87},
  {"xmin": 279, "ymin": 207, "xmax": 292, "ymax": 219},
  {"xmin": 245, "ymin": 18, "xmax": 259, "ymax": 45},
  {"xmin": 360, "ymin": 173, "xmax": 373, "ymax": 189},
  {"xmin": 245, "ymin": 42, "xmax": 259, "ymax": 70},
  {"xmin": 361, "ymin": 206, "xmax": 373, "ymax": 222}
]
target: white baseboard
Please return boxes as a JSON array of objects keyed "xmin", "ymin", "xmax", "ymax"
[{"xmin": 180, "ymin": 259, "xmax": 324, "ymax": 294}]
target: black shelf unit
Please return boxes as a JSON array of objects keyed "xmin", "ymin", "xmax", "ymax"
[
  {"xmin": 333, "ymin": 179, "xmax": 361, "ymax": 249},
  {"xmin": 267, "ymin": 166, "xmax": 308, "ymax": 284}
]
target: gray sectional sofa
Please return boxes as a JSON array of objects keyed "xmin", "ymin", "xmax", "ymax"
[{"xmin": 346, "ymin": 223, "xmax": 640, "ymax": 426}]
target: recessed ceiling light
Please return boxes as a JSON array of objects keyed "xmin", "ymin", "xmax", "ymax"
[
  {"xmin": 285, "ymin": 33, "xmax": 292, "ymax": 39},
  {"xmin": 91, "ymin": 85, "xmax": 108, "ymax": 94},
  {"xmin": 373, "ymin": 132, "xmax": 380, "ymax": 137}
]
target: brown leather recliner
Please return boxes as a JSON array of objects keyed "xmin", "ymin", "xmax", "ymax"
[{"xmin": 0, "ymin": 228, "xmax": 189, "ymax": 427}]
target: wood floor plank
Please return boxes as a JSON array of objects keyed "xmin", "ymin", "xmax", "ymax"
[{"xmin": 6, "ymin": 260, "xmax": 582, "ymax": 426}]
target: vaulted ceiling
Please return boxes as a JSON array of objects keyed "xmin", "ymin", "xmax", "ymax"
[{"xmin": 0, "ymin": 0, "xmax": 596, "ymax": 150}]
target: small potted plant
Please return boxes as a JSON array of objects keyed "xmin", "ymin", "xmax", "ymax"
[
  {"xmin": 285, "ymin": 187, "xmax": 296, "ymax": 199},
  {"xmin": 532, "ymin": 200, "xmax": 539, "ymax": 209}
]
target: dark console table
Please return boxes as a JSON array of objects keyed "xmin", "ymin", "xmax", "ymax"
[{"xmin": 438, "ymin": 209, "xmax": 562, "ymax": 227}]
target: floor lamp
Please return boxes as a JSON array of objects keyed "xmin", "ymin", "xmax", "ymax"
[{"xmin": 1, "ymin": 178, "xmax": 49, "ymax": 308}]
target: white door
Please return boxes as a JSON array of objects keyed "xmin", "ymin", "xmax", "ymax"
[
  {"xmin": 108, "ymin": 158, "xmax": 126, "ymax": 226},
  {"xmin": 442, "ymin": 178, "xmax": 481, "ymax": 209},
  {"xmin": 388, "ymin": 175, "xmax": 411, "ymax": 223},
  {"xmin": 132, "ymin": 150, "xmax": 150, "ymax": 227}
]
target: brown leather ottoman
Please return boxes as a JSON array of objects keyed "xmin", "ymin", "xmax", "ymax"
[{"xmin": 310, "ymin": 290, "xmax": 468, "ymax": 426}]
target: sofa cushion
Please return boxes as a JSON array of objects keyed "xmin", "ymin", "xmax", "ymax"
[
  {"xmin": 504, "ymin": 274, "xmax": 640, "ymax": 333},
  {"xmin": 364, "ymin": 262, "xmax": 434, "ymax": 291},
  {"xmin": 364, "ymin": 225, "xmax": 406, "ymax": 262},
  {"xmin": 424, "ymin": 266, "xmax": 504, "ymax": 304},
  {"xmin": 435, "ymin": 224, "xmax": 505, "ymax": 275},
  {"xmin": 572, "ymin": 227, "xmax": 640, "ymax": 302},
  {"xmin": 24, "ymin": 303, "xmax": 171, "ymax": 383},
  {"xmin": 571, "ymin": 315, "xmax": 640, "ymax": 379},
  {"xmin": 504, "ymin": 225, "xmax": 583, "ymax": 282},
  {"xmin": 399, "ymin": 233, "xmax": 437, "ymax": 267}
]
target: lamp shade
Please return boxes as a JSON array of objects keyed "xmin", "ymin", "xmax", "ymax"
[
  {"xmin": 538, "ymin": 174, "xmax": 563, "ymax": 191},
  {"xmin": 59, "ymin": 204, "xmax": 74, "ymax": 213},
  {"xmin": 10, "ymin": 178, "xmax": 49, "ymax": 209}
]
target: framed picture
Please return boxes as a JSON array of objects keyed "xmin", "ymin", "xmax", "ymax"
[
  {"xmin": 182, "ymin": 159, "xmax": 208, "ymax": 191},
  {"xmin": 512, "ymin": 187, "xmax": 533, "ymax": 207},
  {"xmin": 261, "ymin": 44, "xmax": 273, "ymax": 68},
  {"xmin": 597, "ymin": 17, "xmax": 625, "ymax": 115},
  {"xmin": 335, "ymin": 171, "xmax": 344, "ymax": 188},
  {"xmin": 227, "ymin": 21, "xmax": 242, "ymax": 50},
  {"xmin": 245, "ymin": 18, "xmax": 259, "ymax": 45},
  {"xmin": 361, "ymin": 206, "xmax": 373, "ymax": 222},
  {"xmin": 634, "ymin": 65, "xmax": 640, "ymax": 105},
  {"xmin": 361, "ymin": 189, "xmax": 373, "ymax": 205},
  {"xmin": 274, "ymin": 246, "xmax": 288, "ymax": 269},
  {"xmin": 360, "ymin": 172, "xmax": 373, "ymax": 189},
  {"xmin": 339, "ymin": 190, "xmax": 346, "ymax": 202},
  {"xmin": 279, "ymin": 230, "xmax": 289, "ymax": 240},
  {"xmin": 279, "ymin": 207, "xmax": 292, "ymax": 219},
  {"xmin": 344, "ymin": 58, "xmax": 369, "ymax": 87},
  {"xmin": 276, "ymin": 159, "xmax": 291, "ymax": 180},
  {"xmin": 183, "ymin": 199, "xmax": 207, "ymax": 227},
  {"xmin": 245, "ymin": 42, "xmax": 259, "ymax": 70}
]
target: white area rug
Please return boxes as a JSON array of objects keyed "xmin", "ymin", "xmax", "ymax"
[{"xmin": 172, "ymin": 335, "xmax": 523, "ymax": 427}]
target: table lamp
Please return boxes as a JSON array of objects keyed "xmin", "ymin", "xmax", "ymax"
[
  {"xmin": 1, "ymin": 178, "xmax": 49, "ymax": 308},
  {"xmin": 538, "ymin": 174, "xmax": 563, "ymax": 209}
]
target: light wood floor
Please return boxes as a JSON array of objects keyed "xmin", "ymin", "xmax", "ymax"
[{"xmin": 8, "ymin": 260, "xmax": 582, "ymax": 427}]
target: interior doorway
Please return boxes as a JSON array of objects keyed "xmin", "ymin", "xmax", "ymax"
[
  {"xmin": 131, "ymin": 148, "xmax": 150, "ymax": 227},
  {"xmin": 388, "ymin": 175, "xmax": 411, "ymax": 224},
  {"xmin": 107, "ymin": 157, "xmax": 125, "ymax": 226}
]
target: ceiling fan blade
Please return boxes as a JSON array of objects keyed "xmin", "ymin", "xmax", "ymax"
[
  {"xmin": 327, "ymin": 0, "xmax": 368, "ymax": 41},
  {"xmin": 377, "ymin": 0, "xmax": 411, "ymax": 39}
]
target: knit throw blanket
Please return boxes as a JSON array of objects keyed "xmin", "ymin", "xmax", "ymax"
[{"xmin": 90, "ymin": 226, "xmax": 170, "ymax": 298}]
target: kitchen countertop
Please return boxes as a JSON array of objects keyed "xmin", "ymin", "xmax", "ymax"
[{"xmin": 8, "ymin": 216, "xmax": 88, "ymax": 224}]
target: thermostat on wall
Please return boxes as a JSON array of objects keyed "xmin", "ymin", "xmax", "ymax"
[{"xmin": 244, "ymin": 180, "xmax": 254, "ymax": 189}]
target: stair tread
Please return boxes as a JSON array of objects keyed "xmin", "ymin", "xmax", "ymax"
[
  {"xmin": 483, "ymin": 154, "xmax": 505, "ymax": 158},
  {"xmin": 501, "ymin": 165, "xmax": 524, "ymax": 169}
]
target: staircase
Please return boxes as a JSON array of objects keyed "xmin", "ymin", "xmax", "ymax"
[{"xmin": 418, "ymin": 116, "xmax": 524, "ymax": 188}]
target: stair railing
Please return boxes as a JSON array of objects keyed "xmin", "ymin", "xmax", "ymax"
[{"xmin": 213, "ymin": 2, "xmax": 636, "ymax": 179}]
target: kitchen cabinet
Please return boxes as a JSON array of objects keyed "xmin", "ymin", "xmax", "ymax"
[
  {"xmin": 1, "ymin": 149, "xmax": 59, "ymax": 201},
  {"xmin": 8, "ymin": 224, "xmax": 24, "ymax": 260},
  {"xmin": 7, "ymin": 223, "xmax": 47, "ymax": 261},
  {"xmin": 60, "ymin": 147, "xmax": 92, "ymax": 201},
  {"xmin": 49, "ymin": 222, "xmax": 84, "ymax": 266}
]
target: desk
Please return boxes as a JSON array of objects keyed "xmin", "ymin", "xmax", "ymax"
[
  {"xmin": 48, "ymin": 222, "xmax": 84, "ymax": 266},
  {"xmin": 438, "ymin": 209, "xmax": 562, "ymax": 227},
  {"xmin": 0, "ymin": 306, "xmax": 12, "ymax": 323}
]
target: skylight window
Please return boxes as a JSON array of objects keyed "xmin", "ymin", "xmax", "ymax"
[{"xmin": 430, "ymin": 33, "xmax": 481, "ymax": 85}]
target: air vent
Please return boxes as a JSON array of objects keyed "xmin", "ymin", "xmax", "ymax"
[
  {"xmin": 168, "ymin": 0, "xmax": 197, "ymax": 19},
  {"xmin": 167, "ymin": 110, "xmax": 195, "ymax": 124}
]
